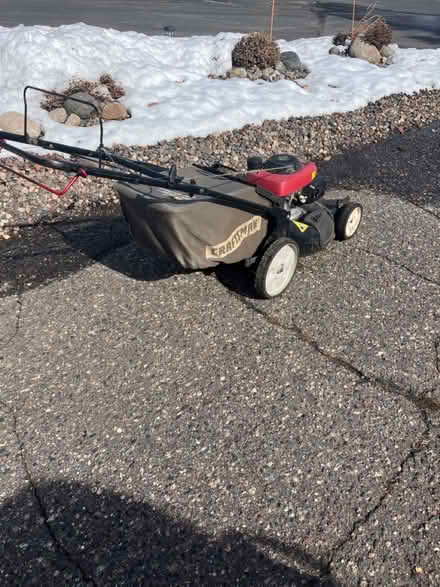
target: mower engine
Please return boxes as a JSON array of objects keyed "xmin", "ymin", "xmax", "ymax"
[{"xmin": 246, "ymin": 153, "xmax": 326, "ymax": 217}]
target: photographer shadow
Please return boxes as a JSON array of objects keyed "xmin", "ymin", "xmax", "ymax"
[{"xmin": 0, "ymin": 479, "xmax": 337, "ymax": 586}]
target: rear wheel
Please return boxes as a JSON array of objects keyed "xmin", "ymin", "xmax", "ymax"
[
  {"xmin": 335, "ymin": 203, "xmax": 363, "ymax": 240},
  {"xmin": 254, "ymin": 238, "xmax": 299, "ymax": 299}
]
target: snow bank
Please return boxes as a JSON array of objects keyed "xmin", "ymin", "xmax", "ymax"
[{"xmin": 0, "ymin": 23, "xmax": 439, "ymax": 150}]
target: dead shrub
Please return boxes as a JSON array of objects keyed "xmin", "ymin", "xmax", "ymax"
[
  {"xmin": 232, "ymin": 32, "xmax": 280, "ymax": 70},
  {"xmin": 40, "ymin": 74, "xmax": 125, "ymax": 112},
  {"xmin": 362, "ymin": 18, "xmax": 392, "ymax": 50}
]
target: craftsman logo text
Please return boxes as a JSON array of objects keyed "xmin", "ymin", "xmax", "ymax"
[{"xmin": 206, "ymin": 216, "xmax": 262, "ymax": 259}]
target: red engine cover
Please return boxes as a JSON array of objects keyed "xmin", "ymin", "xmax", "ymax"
[{"xmin": 247, "ymin": 162, "xmax": 317, "ymax": 197}]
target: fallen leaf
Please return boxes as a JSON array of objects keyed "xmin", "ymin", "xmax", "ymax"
[{"xmin": 147, "ymin": 102, "xmax": 160, "ymax": 108}]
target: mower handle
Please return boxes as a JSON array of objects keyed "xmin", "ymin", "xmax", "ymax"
[{"xmin": 23, "ymin": 85, "xmax": 105, "ymax": 157}]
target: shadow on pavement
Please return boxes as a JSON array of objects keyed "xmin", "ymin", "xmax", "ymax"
[
  {"xmin": 0, "ymin": 214, "xmax": 187, "ymax": 298},
  {"xmin": 314, "ymin": 1, "xmax": 440, "ymax": 46},
  {"xmin": 0, "ymin": 479, "xmax": 336, "ymax": 585},
  {"xmin": 0, "ymin": 213, "xmax": 262, "ymax": 300},
  {"xmin": 316, "ymin": 121, "xmax": 440, "ymax": 209}
]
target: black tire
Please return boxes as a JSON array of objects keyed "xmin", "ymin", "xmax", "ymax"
[
  {"xmin": 335, "ymin": 203, "xmax": 363, "ymax": 241},
  {"xmin": 254, "ymin": 238, "xmax": 299, "ymax": 299}
]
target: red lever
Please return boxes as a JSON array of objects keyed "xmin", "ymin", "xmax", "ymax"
[{"xmin": 0, "ymin": 140, "xmax": 87, "ymax": 196}]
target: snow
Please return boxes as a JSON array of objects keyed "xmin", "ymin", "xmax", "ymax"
[{"xmin": 0, "ymin": 23, "xmax": 440, "ymax": 152}]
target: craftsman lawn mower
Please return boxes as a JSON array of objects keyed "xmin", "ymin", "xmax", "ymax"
[{"xmin": 0, "ymin": 87, "xmax": 363, "ymax": 299}]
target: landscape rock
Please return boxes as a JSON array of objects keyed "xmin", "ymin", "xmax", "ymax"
[
  {"xmin": 228, "ymin": 67, "xmax": 247, "ymax": 78},
  {"xmin": 261, "ymin": 67, "xmax": 274, "ymax": 81},
  {"xmin": 280, "ymin": 51, "xmax": 308, "ymax": 73},
  {"xmin": 269, "ymin": 70, "xmax": 283, "ymax": 82},
  {"xmin": 48, "ymin": 108, "xmax": 68, "ymax": 124},
  {"xmin": 275, "ymin": 61, "xmax": 287, "ymax": 73},
  {"xmin": 64, "ymin": 91, "xmax": 100, "ymax": 119},
  {"xmin": 349, "ymin": 37, "xmax": 381, "ymax": 65},
  {"xmin": 102, "ymin": 102, "xmax": 128, "ymax": 121},
  {"xmin": 285, "ymin": 71, "xmax": 308, "ymax": 82},
  {"xmin": 0, "ymin": 111, "xmax": 41, "ymax": 137},
  {"xmin": 214, "ymin": 60, "xmax": 308, "ymax": 83},
  {"xmin": 247, "ymin": 67, "xmax": 262, "ymax": 81},
  {"xmin": 380, "ymin": 45, "xmax": 393, "ymax": 57},
  {"xmin": 329, "ymin": 46, "xmax": 346, "ymax": 56},
  {"xmin": 93, "ymin": 84, "xmax": 112, "ymax": 100},
  {"xmin": 65, "ymin": 113, "xmax": 81, "ymax": 127}
]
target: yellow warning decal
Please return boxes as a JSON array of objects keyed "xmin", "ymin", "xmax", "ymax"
[{"xmin": 293, "ymin": 220, "xmax": 309, "ymax": 232}]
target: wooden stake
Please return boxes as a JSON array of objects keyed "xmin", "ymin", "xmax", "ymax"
[
  {"xmin": 352, "ymin": 0, "xmax": 356, "ymax": 37},
  {"xmin": 270, "ymin": 0, "xmax": 276, "ymax": 41}
]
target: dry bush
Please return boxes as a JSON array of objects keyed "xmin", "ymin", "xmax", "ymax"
[
  {"xmin": 362, "ymin": 18, "xmax": 392, "ymax": 50},
  {"xmin": 40, "ymin": 74, "xmax": 125, "ymax": 112},
  {"xmin": 351, "ymin": 2, "xmax": 392, "ymax": 47},
  {"xmin": 232, "ymin": 32, "xmax": 280, "ymax": 70},
  {"xmin": 332, "ymin": 3, "xmax": 392, "ymax": 51}
]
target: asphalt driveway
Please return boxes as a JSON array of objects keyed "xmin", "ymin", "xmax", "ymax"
[{"xmin": 1, "ymin": 179, "xmax": 439, "ymax": 584}]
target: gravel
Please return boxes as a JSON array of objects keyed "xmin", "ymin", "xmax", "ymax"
[{"xmin": 1, "ymin": 88, "xmax": 440, "ymax": 239}]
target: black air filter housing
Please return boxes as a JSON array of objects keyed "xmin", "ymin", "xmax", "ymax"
[{"xmin": 264, "ymin": 153, "xmax": 301, "ymax": 175}]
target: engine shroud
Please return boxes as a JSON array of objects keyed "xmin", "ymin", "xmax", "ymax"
[{"xmin": 246, "ymin": 162, "xmax": 318, "ymax": 198}]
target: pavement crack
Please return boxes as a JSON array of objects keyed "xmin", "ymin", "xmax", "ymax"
[
  {"xmin": 350, "ymin": 246, "xmax": 440, "ymax": 289},
  {"xmin": 406, "ymin": 199, "xmax": 440, "ymax": 222},
  {"xmin": 234, "ymin": 293, "xmax": 437, "ymax": 577},
  {"xmin": 434, "ymin": 337, "xmax": 440, "ymax": 376},
  {"xmin": 0, "ymin": 398, "xmax": 97, "ymax": 586},
  {"xmin": 238, "ymin": 297, "xmax": 440, "ymax": 414},
  {"xmin": 325, "ymin": 428, "xmax": 430, "ymax": 575}
]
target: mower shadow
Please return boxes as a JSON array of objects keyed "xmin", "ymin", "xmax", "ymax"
[
  {"xmin": 1, "ymin": 213, "xmax": 263, "ymax": 300},
  {"xmin": 0, "ymin": 479, "xmax": 337, "ymax": 585},
  {"xmin": 0, "ymin": 213, "xmax": 187, "ymax": 298},
  {"xmin": 58, "ymin": 213, "xmax": 266, "ymax": 300}
]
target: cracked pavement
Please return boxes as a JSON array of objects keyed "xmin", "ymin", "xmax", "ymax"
[{"xmin": 1, "ymin": 180, "xmax": 439, "ymax": 585}]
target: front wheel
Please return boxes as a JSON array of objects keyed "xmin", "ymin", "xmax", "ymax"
[
  {"xmin": 254, "ymin": 238, "xmax": 299, "ymax": 299},
  {"xmin": 335, "ymin": 203, "xmax": 363, "ymax": 241}
]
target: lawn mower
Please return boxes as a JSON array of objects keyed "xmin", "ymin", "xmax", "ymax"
[{"xmin": 0, "ymin": 86, "xmax": 363, "ymax": 298}]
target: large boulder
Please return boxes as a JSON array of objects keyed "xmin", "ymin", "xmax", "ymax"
[
  {"xmin": 64, "ymin": 91, "xmax": 100, "ymax": 119},
  {"xmin": 0, "ymin": 111, "xmax": 41, "ymax": 137},
  {"xmin": 349, "ymin": 37, "xmax": 381, "ymax": 64},
  {"xmin": 280, "ymin": 51, "xmax": 308, "ymax": 73}
]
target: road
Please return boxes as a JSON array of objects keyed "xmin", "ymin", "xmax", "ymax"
[
  {"xmin": 2, "ymin": 0, "xmax": 440, "ymax": 48},
  {"xmin": 1, "ymin": 123, "xmax": 440, "ymax": 584}
]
